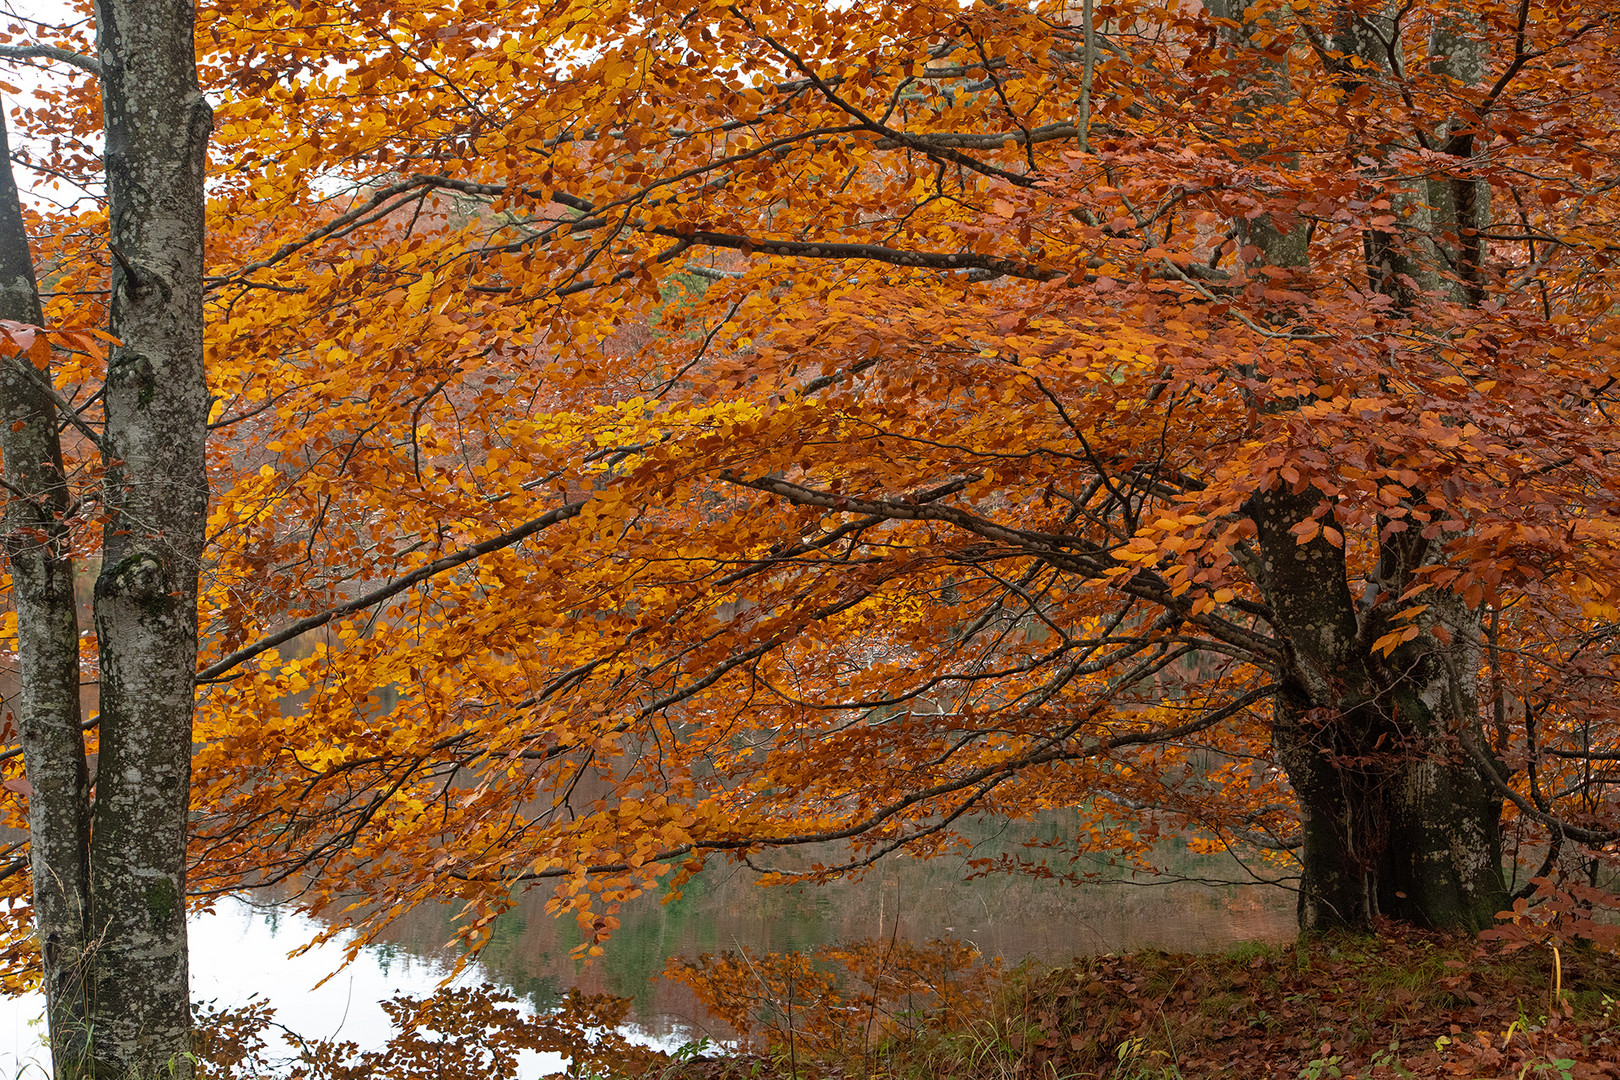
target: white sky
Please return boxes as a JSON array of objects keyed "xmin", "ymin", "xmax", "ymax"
[{"xmin": 3, "ymin": 0, "xmax": 99, "ymax": 210}]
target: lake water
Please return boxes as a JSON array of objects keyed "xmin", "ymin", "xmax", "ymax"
[{"xmin": 0, "ymin": 836, "xmax": 1296, "ymax": 1075}]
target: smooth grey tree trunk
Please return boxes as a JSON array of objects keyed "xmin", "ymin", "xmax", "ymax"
[
  {"xmin": 1249, "ymin": 489, "xmax": 1506, "ymax": 932},
  {"xmin": 0, "ymin": 110, "xmax": 95, "ymax": 1073},
  {"xmin": 86, "ymin": 0, "xmax": 212, "ymax": 1074},
  {"xmin": 0, "ymin": 1, "xmax": 209, "ymax": 1075}
]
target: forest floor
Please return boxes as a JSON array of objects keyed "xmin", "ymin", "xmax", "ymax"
[{"xmin": 659, "ymin": 926, "xmax": 1620, "ymax": 1080}]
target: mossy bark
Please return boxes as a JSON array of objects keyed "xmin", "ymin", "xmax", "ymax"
[
  {"xmin": 0, "ymin": 110, "xmax": 95, "ymax": 1077},
  {"xmin": 1250, "ymin": 487, "xmax": 1506, "ymax": 933},
  {"xmin": 1226, "ymin": 3, "xmax": 1507, "ymax": 936},
  {"xmin": 2, "ymin": 0, "xmax": 211, "ymax": 1071},
  {"xmin": 84, "ymin": 0, "xmax": 212, "ymax": 1075}
]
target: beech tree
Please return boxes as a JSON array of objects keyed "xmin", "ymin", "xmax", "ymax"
[
  {"xmin": 1, "ymin": 0, "xmax": 209, "ymax": 1074},
  {"xmin": 1, "ymin": 0, "xmax": 1619, "ymax": 1066}
]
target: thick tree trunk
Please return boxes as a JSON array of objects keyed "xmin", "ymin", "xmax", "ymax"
[
  {"xmin": 1219, "ymin": 1, "xmax": 1507, "ymax": 936},
  {"xmin": 0, "ymin": 112, "xmax": 95, "ymax": 1074},
  {"xmin": 86, "ymin": 0, "xmax": 212, "ymax": 1074},
  {"xmin": 1277, "ymin": 700, "xmax": 1506, "ymax": 933},
  {"xmin": 1250, "ymin": 489, "xmax": 1506, "ymax": 933},
  {"xmin": 4, "ymin": 2, "xmax": 207, "ymax": 1073}
]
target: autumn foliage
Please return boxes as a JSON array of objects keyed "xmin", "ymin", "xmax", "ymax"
[
  {"xmin": 1, "ymin": 0, "xmax": 1619, "ymax": 1008},
  {"xmin": 194, "ymin": 985, "xmax": 669, "ymax": 1079},
  {"xmin": 667, "ymin": 936, "xmax": 1002, "ymax": 1059},
  {"xmin": 186, "ymin": 931, "xmax": 1620, "ymax": 1079},
  {"xmin": 671, "ymin": 932, "xmax": 1620, "ymax": 1080}
]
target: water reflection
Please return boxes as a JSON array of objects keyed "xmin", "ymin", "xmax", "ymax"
[
  {"xmin": 0, "ymin": 898, "xmax": 581, "ymax": 1077},
  {"xmin": 370, "ymin": 837, "xmax": 1296, "ymax": 1044},
  {"xmin": 0, "ymin": 837, "xmax": 1295, "ymax": 1074}
]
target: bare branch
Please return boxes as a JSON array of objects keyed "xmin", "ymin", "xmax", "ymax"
[{"xmin": 0, "ymin": 43, "xmax": 102, "ymax": 79}]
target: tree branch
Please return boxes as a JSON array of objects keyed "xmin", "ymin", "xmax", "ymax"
[
  {"xmin": 195, "ymin": 498, "xmax": 588, "ymax": 682},
  {"xmin": 0, "ymin": 43, "xmax": 102, "ymax": 79}
]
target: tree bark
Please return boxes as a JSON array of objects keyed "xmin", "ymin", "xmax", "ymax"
[
  {"xmin": 1, "ymin": 3, "xmax": 208, "ymax": 1069},
  {"xmin": 85, "ymin": 0, "xmax": 212, "ymax": 1074},
  {"xmin": 1269, "ymin": 646, "xmax": 1507, "ymax": 932},
  {"xmin": 1213, "ymin": 1, "xmax": 1509, "ymax": 934},
  {"xmin": 0, "ymin": 108, "xmax": 95, "ymax": 1075},
  {"xmin": 1248, "ymin": 486, "xmax": 1506, "ymax": 933}
]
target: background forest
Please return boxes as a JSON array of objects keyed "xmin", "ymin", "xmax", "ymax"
[{"xmin": 0, "ymin": 0, "xmax": 1618, "ymax": 1076}]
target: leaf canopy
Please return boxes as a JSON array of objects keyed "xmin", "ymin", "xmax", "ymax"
[{"xmin": 2, "ymin": 0, "xmax": 1619, "ymax": 966}]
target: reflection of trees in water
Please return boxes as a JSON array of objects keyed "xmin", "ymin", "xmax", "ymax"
[{"xmin": 358, "ymin": 818, "xmax": 1293, "ymax": 1038}]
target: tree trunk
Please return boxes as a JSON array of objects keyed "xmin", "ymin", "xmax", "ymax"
[
  {"xmin": 1, "ymin": 2, "xmax": 208, "ymax": 1064},
  {"xmin": 1277, "ymin": 699, "xmax": 1506, "ymax": 933},
  {"xmin": 1220, "ymin": 1, "xmax": 1507, "ymax": 935},
  {"xmin": 86, "ymin": 0, "xmax": 211, "ymax": 1074},
  {"xmin": 1250, "ymin": 488, "xmax": 1506, "ymax": 933},
  {"xmin": 0, "ymin": 110, "xmax": 95, "ymax": 1075}
]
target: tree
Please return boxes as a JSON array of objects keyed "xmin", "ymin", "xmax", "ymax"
[
  {"xmin": 0, "ymin": 0, "xmax": 209, "ymax": 1074},
  {"xmin": 2, "ymin": 0, "xmax": 1619, "ymax": 1055}
]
